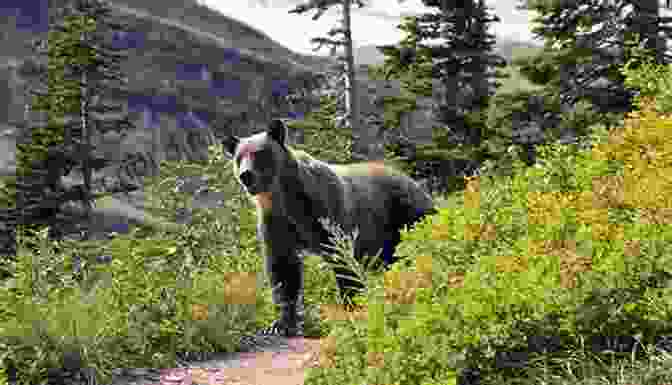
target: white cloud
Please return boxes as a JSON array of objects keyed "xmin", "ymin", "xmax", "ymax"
[{"xmin": 198, "ymin": 0, "xmax": 539, "ymax": 55}]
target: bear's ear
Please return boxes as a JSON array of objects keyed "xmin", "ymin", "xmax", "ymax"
[
  {"xmin": 222, "ymin": 136, "xmax": 240, "ymax": 158},
  {"xmin": 267, "ymin": 119, "xmax": 287, "ymax": 147}
]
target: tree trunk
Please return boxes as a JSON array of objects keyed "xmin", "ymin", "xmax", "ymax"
[
  {"xmin": 342, "ymin": 0, "xmax": 380, "ymax": 161},
  {"xmin": 633, "ymin": 0, "xmax": 665, "ymax": 64},
  {"xmin": 151, "ymin": 106, "xmax": 162, "ymax": 176},
  {"xmin": 81, "ymin": 70, "xmax": 92, "ymax": 221}
]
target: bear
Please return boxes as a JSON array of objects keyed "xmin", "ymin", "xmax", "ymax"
[{"xmin": 222, "ymin": 119, "xmax": 436, "ymax": 337}]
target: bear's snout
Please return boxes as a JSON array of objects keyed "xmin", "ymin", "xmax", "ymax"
[{"xmin": 239, "ymin": 170, "xmax": 256, "ymax": 190}]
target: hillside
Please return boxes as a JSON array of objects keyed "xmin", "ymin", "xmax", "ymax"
[
  {"xmin": 97, "ymin": 0, "xmax": 335, "ymax": 72},
  {"xmin": 353, "ymin": 38, "xmax": 543, "ymax": 66},
  {"xmin": 0, "ymin": 0, "xmax": 335, "ymax": 177},
  {"xmin": 0, "ymin": 0, "xmax": 338, "ymax": 239}
]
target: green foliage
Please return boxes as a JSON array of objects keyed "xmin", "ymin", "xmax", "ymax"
[
  {"xmin": 483, "ymin": 86, "xmax": 623, "ymax": 179},
  {"xmin": 407, "ymin": 143, "xmax": 475, "ymax": 193},
  {"xmin": 512, "ymin": 47, "xmax": 561, "ymax": 89},
  {"xmin": 496, "ymin": 60, "xmax": 542, "ymax": 95},
  {"xmin": 487, "ymin": 90, "xmax": 553, "ymax": 135},
  {"xmin": 0, "ymin": 142, "xmax": 273, "ymax": 384},
  {"xmin": 5, "ymin": 227, "xmax": 265, "ymax": 384},
  {"xmin": 376, "ymin": 92, "xmax": 418, "ymax": 133},
  {"xmin": 479, "ymin": 40, "xmax": 542, "ymax": 97},
  {"xmin": 305, "ymin": 56, "xmax": 672, "ymax": 385},
  {"xmin": 620, "ymin": 35, "xmax": 672, "ymax": 115},
  {"xmin": 516, "ymin": 0, "xmax": 658, "ymax": 118},
  {"xmin": 372, "ymin": 16, "xmax": 435, "ymax": 94},
  {"xmin": 427, "ymin": 117, "xmax": 668, "ymax": 381},
  {"xmin": 369, "ymin": 17, "xmax": 437, "ymax": 134},
  {"xmin": 374, "ymin": 4, "xmax": 507, "ymax": 175},
  {"xmin": 0, "ymin": 127, "xmax": 369, "ymax": 383},
  {"xmin": 9, "ymin": 10, "xmax": 672, "ymax": 385},
  {"xmin": 143, "ymin": 149, "xmax": 260, "ymax": 269},
  {"xmin": 2, "ymin": 0, "xmax": 138, "ymax": 348},
  {"xmin": 287, "ymin": 95, "xmax": 353, "ymax": 164},
  {"xmin": 4, "ymin": 0, "xmax": 135, "ymax": 256}
]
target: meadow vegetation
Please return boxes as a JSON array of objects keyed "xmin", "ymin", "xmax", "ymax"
[
  {"xmin": 304, "ymin": 48, "xmax": 672, "ymax": 385},
  {"xmin": 1, "ymin": 46, "xmax": 672, "ymax": 385}
]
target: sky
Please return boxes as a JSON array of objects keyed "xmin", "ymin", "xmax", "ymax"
[{"xmin": 196, "ymin": 0, "xmax": 543, "ymax": 56}]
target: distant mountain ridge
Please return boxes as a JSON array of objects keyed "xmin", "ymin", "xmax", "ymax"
[
  {"xmin": 353, "ymin": 38, "xmax": 543, "ymax": 66},
  {"xmin": 99, "ymin": 0, "xmax": 336, "ymax": 71}
]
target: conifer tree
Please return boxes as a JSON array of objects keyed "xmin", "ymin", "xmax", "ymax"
[
  {"xmin": 288, "ymin": 0, "xmax": 406, "ymax": 161},
  {"xmin": 419, "ymin": 0, "xmax": 504, "ymax": 156},
  {"xmin": 373, "ymin": 0, "xmax": 505, "ymax": 189},
  {"xmin": 0, "ymin": 0, "xmax": 135, "ymax": 257},
  {"xmin": 482, "ymin": 0, "xmax": 672, "ymax": 172},
  {"xmin": 515, "ymin": 0, "xmax": 672, "ymax": 118},
  {"xmin": 374, "ymin": 16, "xmax": 435, "ymax": 131}
]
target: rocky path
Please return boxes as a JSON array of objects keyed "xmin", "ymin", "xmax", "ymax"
[{"xmin": 104, "ymin": 337, "xmax": 324, "ymax": 385}]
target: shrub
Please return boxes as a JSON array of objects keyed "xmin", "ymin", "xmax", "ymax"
[
  {"xmin": 0, "ymin": 142, "xmax": 277, "ymax": 385},
  {"xmin": 620, "ymin": 34, "xmax": 672, "ymax": 115},
  {"xmin": 305, "ymin": 92, "xmax": 672, "ymax": 385}
]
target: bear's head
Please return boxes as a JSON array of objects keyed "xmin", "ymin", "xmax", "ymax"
[{"xmin": 222, "ymin": 119, "xmax": 289, "ymax": 196}]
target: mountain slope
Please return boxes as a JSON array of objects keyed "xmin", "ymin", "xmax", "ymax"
[
  {"xmin": 353, "ymin": 38, "xmax": 542, "ymax": 66},
  {"xmin": 105, "ymin": 0, "xmax": 335, "ymax": 72},
  {"xmin": 0, "ymin": 0, "xmax": 335, "ymax": 175}
]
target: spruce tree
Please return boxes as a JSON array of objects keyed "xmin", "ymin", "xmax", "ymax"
[
  {"xmin": 484, "ymin": 0, "xmax": 672, "ymax": 171},
  {"xmin": 0, "ymin": 0, "xmax": 136, "ymax": 259},
  {"xmin": 374, "ymin": 16, "xmax": 435, "ymax": 130},
  {"xmin": 419, "ymin": 0, "xmax": 504, "ymax": 155},
  {"xmin": 287, "ymin": 0, "xmax": 409, "ymax": 161},
  {"xmin": 515, "ymin": 0, "xmax": 672, "ymax": 118},
  {"xmin": 373, "ymin": 0, "xmax": 505, "ymax": 191}
]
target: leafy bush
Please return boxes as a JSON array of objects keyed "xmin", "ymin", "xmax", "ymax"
[
  {"xmin": 409, "ymin": 103, "xmax": 671, "ymax": 382},
  {"xmin": 0, "ymin": 142, "xmax": 277, "ymax": 384},
  {"xmin": 305, "ymin": 78, "xmax": 672, "ymax": 385},
  {"xmin": 620, "ymin": 35, "xmax": 672, "ymax": 115},
  {"xmin": 0, "ymin": 222, "xmax": 271, "ymax": 385},
  {"xmin": 141, "ymin": 144, "xmax": 261, "ymax": 271},
  {"xmin": 485, "ymin": 89, "xmax": 623, "ymax": 176}
]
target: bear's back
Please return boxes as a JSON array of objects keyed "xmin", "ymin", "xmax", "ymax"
[{"xmin": 287, "ymin": 146, "xmax": 434, "ymax": 227}]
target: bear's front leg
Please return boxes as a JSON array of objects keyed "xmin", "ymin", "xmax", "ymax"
[{"xmin": 258, "ymin": 231, "xmax": 305, "ymax": 337}]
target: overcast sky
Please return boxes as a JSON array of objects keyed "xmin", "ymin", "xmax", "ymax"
[{"xmin": 196, "ymin": 0, "xmax": 543, "ymax": 55}]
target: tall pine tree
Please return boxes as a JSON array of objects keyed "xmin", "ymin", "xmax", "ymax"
[
  {"xmin": 1, "ymin": 0, "xmax": 135, "ymax": 258},
  {"xmin": 374, "ymin": 16, "xmax": 435, "ymax": 132},
  {"xmin": 287, "ymin": 0, "xmax": 407, "ymax": 161},
  {"xmin": 420, "ymin": 0, "xmax": 505, "ymax": 156},
  {"xmin": 484, "ymin": 0, "xmax": 672, "ymax": 172},
  {"xmin": 515, "ymin": 0, "xmax": 672, "ymax": 119},
  {"xmin": 374, "ymin": 0, "xmax": 505, "ymax": 191}
]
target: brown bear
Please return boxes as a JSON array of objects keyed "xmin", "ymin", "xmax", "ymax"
[{"xmin": 223, "ymin": 119, "xmax": 436, "ymax": 336}]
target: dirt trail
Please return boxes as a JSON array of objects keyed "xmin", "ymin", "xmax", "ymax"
[{"xmin": 107, "ymin": 337, "xmax": 324, "ymax": 385}]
